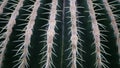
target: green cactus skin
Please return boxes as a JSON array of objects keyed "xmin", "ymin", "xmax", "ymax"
[{"xmin": 0, "ymin": 0, "xmax": 120, "ymax": 68}]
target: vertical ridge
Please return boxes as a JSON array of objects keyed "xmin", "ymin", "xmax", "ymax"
[
  {"xmin": 69, "ymin": 0, "xmax": 79, "ymax": 68},
  {"xmin": 102, "ymin": 0, "xmax": 120, "ymax": 64},
  {"xmin": 0, "ymin": 0, "xmax": 8, "ymax": 14},
  {"xmin": 42, "ymin": 0, "xmax": 58, "ymax": 68},
  {"xmin": 16, "ymin": 0, "xmax": 40, "ymax": 68},
  {"xmin": 0, "ymin": 0, "xmax": 24, "ymax": 68},
  {"xmin": 86, "ymin": 0, "xmax": 108, "ymax": 68}
]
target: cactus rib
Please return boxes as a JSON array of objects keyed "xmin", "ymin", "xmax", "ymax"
[
  {"xmin": 69, "ymin": 0, "xmax": 83, "ymax": 68},
  {"xmin": 0, "ymin": 0, "xmax": 24, "ymax": 68},
  {"xmin": 0, "ymin": 0, "xmax": 119, "ymax": 68},
  {"xmin": 0, "ymin": 0, "xmax": 8, "ymax": 14},
  {"xmin": 15, "ymin": 0, "xmax": 40, "ymax": 68},
  {"xmin": 87, "ymin": 0, "xmax": 108, "ymax": 68},
  {"xmin": 40, "ymin": 0, "xmax": 58, "ymax": 68},
  {"xmin": 102, "ymin": 0, "xmax": 120, "ymax": 63}
]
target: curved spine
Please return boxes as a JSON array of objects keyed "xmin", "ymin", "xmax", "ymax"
[
  {"xmin": 44, "ymin": 0, "xmax": 58, "ymax": 68},
  {"xmin": 102, "ymin": 0, "xmax": 120, "ymax": 63},
  {"xmin": 0, "ymin": 0, "xmax": 8, "ymax": 14},
  {"xmin": 16, "ymin": 0, "xmax": 40, "ymax": 68},
  {"xmin": 0, "ymin": 0, "xmax": 24, "ymax": 68}
]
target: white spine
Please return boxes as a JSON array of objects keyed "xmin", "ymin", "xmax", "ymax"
[
  {"xmin": 102, "ymin": 0, "xmax": 120, "ymax": 63},
  {"xmin": 0, "ymin": 0, "xmax": 24, "ymax": 68},
  {"xmin": 87, "ymin": 0, "xmax": 102, "ymax": 68},
  {"xmin": 70, "ymin": 0, "xmax": 78, "ymax": 68},
  {"xmin": 0, "ymin": 0, "xmax": 8, "ymax": 14},
  {"xmin": 17, "ymin": 0, "xmax": 40, "ymax": 68},
  {"xmin": 118, "ymin": 0, "xmax": 120, "ymax": 3},
  {"xmin": 45, "ymin": 0, "xmax": 58, "ymax": 68}
]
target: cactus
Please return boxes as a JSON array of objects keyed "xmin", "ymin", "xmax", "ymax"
[{"xmin": 0, "ymin": 0, "xmax": 120, "ymax": 68}]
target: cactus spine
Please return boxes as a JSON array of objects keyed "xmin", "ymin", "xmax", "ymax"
[
  {"xmin": 87, "ymin": 0, "xmax": 108, "ymax": 68},
  {"xmin": 0, "ymin": 0, "xmax": 8, "ymax": 14},
  {"xmin": 102, "ymin": 0, "xmax": 120, "ymax": 64},
  {"xmin": 0, "ymin": 0, "xmax": 119, "ymax": 68},
  {"xmin": 70, "ymin": 0, "xmax": 78, "ymax": 68},
  {"xmin": 40, "ymin": 0, "xmax": 58, "ymax": 68},
  {"xmin": 69, "ymin": 0, "xmax": 83, "ymax": 68},
  {"xmin": 15, "ymin": 0, "xmax": 40, "ymax": 68},
  {"xmin": 0, "ymin": 0, "xmax": 24, "ymax": 67}
]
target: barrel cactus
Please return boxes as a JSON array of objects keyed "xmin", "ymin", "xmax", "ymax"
[{"xmin": 0, "ymin": 0, "xmax": 120, "ymax": 68}]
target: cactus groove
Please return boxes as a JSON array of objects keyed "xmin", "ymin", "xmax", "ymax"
[{"xmin": 0, "ymin": 0, "xmax": 120, "ymax": 68}]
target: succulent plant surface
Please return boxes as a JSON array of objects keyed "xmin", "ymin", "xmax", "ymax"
[{"xmin": 0, "ymin": 0, "xmax": 120, "ymax": 68}]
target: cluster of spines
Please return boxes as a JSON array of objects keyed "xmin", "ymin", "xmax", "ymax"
[
  {"xmin": 65, "ymin": 0, "xmax": 84, "ymax": 68},
  {"xmin": 0, "ymin": 0, "xmax": 8, "ymax": 14},
  {"xmin": 0, "ymin": 0, "xmax": 119, "ymax": 68},
  {"xmin": 69, "ymin": 0, "xmax": 79, "ymax": 68},
  {"xmin": 40, "ymin": 0, "xmax": 58, "ymax": 68},
  {"xmin": 0, "ymin": 0, "xmax": 24, "ymax": 68},
  {"xmin": 14, "ymin": 0, "xmax": 41, "ymax": 68},
  {"xmin": 104, "ymin": 0, "xmax": 120, "ymax": 64},
  {"xmin": 87, "ymin": 0, "xmax": 109, "ymax": 68}
]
